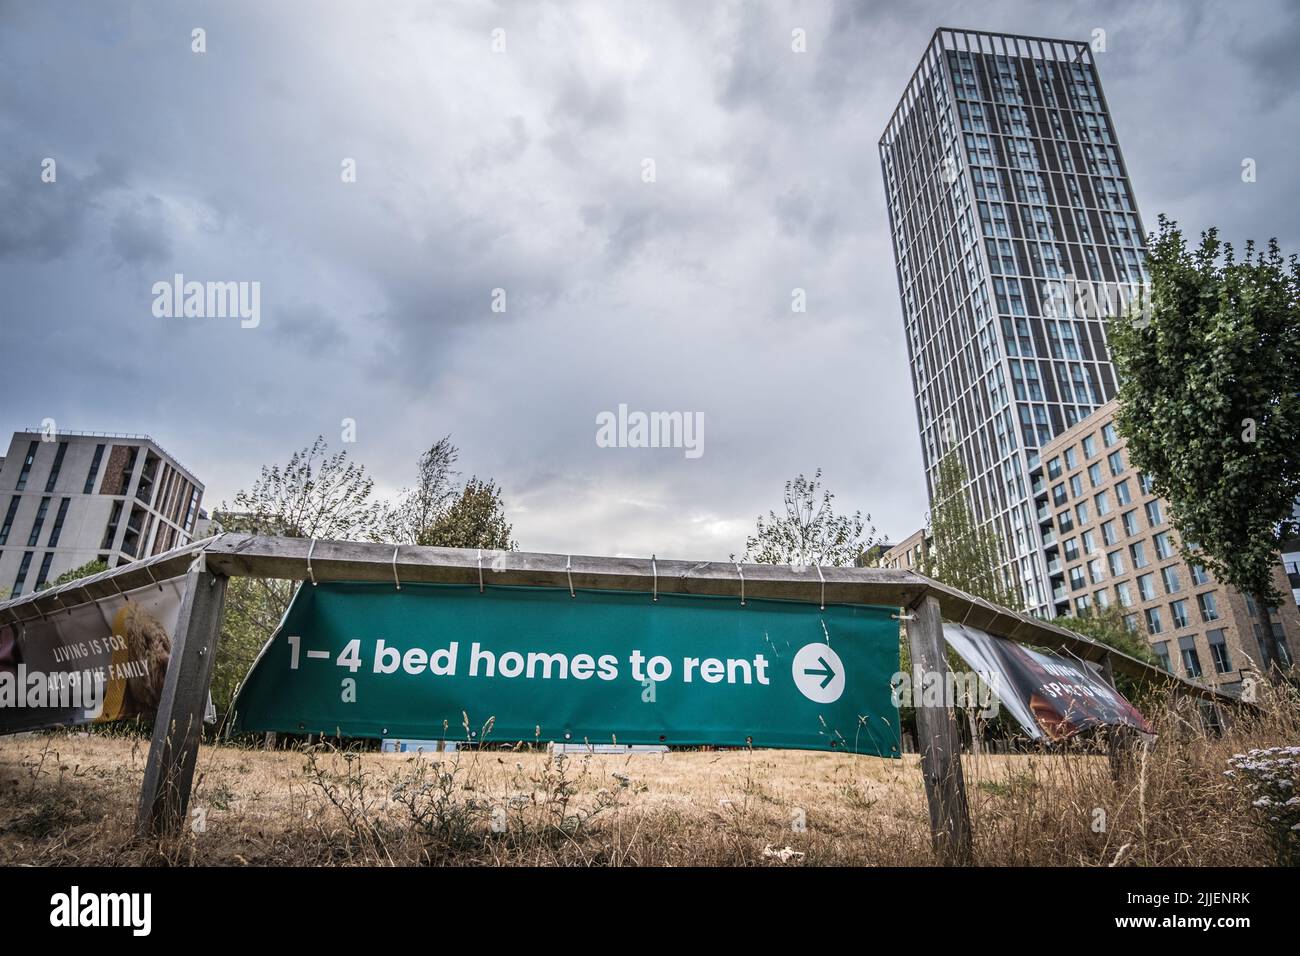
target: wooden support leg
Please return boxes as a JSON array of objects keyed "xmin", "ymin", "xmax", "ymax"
[
  {"xmin": 1098, "ymin": 655, "xmax": 1134, "ymax": 781},
  {"xmin": 908, "ymin": 595, "xmax": 973, "ymax": 865},
  {"xmin": 137, "ymin": 568, "xmax": 228, "ymax": 837}
]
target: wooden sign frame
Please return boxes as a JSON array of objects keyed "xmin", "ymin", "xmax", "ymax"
[{"xmin": 0, "ymin": 533, "xmax": 1225, "ymax": 865}]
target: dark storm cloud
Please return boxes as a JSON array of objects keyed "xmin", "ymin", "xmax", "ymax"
[
  {"xmin": 107, "ymin": 195, "xmax": 173, "ymax": 268},
  {"xmin": 1230, "ymin": 2, "xmax": 1300, "ymax": 102},
  {"xmin": 269, "ymin": 304, "xmax": 350, "ymax": 359},
  {"xmin": 0, "ymin": 158, "xmax": 127, "ymax": 261},
  {"xmin": 0, "ymin": 167, "xmax": 88, "ymax": 260},
  {"xmin": 0, "ymin": 0, "xmax": 1295, "ymax": 559}
]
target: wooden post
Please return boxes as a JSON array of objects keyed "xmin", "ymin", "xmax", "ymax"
[
  {"xmin": 907, "ymin": 595, "xmax": 973, "ymax": 865},
  {"xmin": 137, "ymin": 567, "xmax": 228, "ymax": 837},
  {"xmin": 1099, "ymin": 654, "xmax": 1134, "ymax": 782}
]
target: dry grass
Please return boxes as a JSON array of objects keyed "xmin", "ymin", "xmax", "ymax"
[{"xmin": 0, "ymin": 686, "xmax": 1295, "ymax": 866}]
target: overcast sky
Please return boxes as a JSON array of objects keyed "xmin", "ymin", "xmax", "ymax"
[{"xmin": 2, "ymin": 0, "xmax": 1297, "ymax": 560}]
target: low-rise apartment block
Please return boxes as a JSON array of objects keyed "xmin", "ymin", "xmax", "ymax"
[
  {"xmin": 880, "ymin": 528, "xmax": 932, "ymax": 573},
  {"xmin": 1032, "ymin": 400, "xmax": 1297, "ymax": 691},
  {"xmin": 0, "ymin": 430, "xmax": 204, "ymax": 598}
]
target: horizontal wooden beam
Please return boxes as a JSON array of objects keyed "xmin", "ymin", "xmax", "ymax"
[{"xmin": 200, "ymin": 533, "xmax": 934, "ymax": 607}]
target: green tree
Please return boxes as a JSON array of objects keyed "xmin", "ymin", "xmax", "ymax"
[
  {"xmin": 742, "ymin": 469, "xmax": 876, "ymax": 566},
  {"xmin": 40, "ymin": 558, "xmax": 108, "ymax": 590},
  {"xmin": 1110, "ymin": 218, "xmax": 1300, "ymax": 672},
  {"xmin": 383, "ymin": 436, "xmax": 516, "ymax": 550},
  {"xmin": 417, "ymin": 476, "xmax": 515, "ymax": 550},
  {"xmin": 220, "ymin": 435, "xmax": 384, "ymax": 540},
  {"xmin": 923, "ymin": 451, "xmax": 1022, "ymax": 609},
  {"xmin": 383, "ymin": 436, "xmax": 460, "ymax": 545},
  {"xmin": 211, "ymin": 437, "xmax": 384, "ymax": 719}
]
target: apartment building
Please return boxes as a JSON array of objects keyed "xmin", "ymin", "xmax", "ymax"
[
  {"xmin": 1033, "ymin": 400, "xmax": 1297, "ymax": 691},
  {"xmin": 1283, "ymin": 540, "xmax": 1300, "ymax": 607},
  {"xmin": 880, "ymin": 528, "xmax": 932, "ymax": 573},
  {"xmin": 880, "ymin": 28, "xmax": 1147, "ymax": 614},
  {"xmin": 0, "ymin": 430, "xmax": 204, "ymax": 598}
]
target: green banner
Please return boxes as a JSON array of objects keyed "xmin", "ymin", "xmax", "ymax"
[{"xmin": 230, "ymin": 582, "xmax": 901, "ymax": 755}]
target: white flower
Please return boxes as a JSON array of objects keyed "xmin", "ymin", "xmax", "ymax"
[{"xmin": 762, "ymin": 844, "xmax": 806, "ymax": 864}]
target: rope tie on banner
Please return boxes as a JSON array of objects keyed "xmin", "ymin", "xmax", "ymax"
[
  {"xmin": 566, "ymin": 555, "xmax": 575, "ymax": 598},
  {"xmin": 651, "ymin": 555, "xmax": 658, "ymax": 603},
  {"xmin": 144, "ymin": 561, "xmax": 161, "ymax": 590},
  {"xmin": 306, "ymin": 538, "xmax": 318, "ymax": 586},
  {"xmin": 391, "ymin": 545, "xmax": 401, "ymax": 591},
  {"xmin": 816, "ymin": 563, "xmax": 825, "ymax": 611},
  {"xmin": 735, "ymin": 563, "xmax": 745, "ymax": 607},
  {"xmin": 477, "ymin": 549, "xmax": 484, "ymax": 593}
]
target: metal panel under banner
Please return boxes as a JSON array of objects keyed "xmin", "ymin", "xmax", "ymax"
[
  {"xmin": 0, "ymin": 577, "xmax": 186, "ymax": 735},
  {"xmin": 943, "ymin": 622, "xmax": 1154, "ymax": 741},
  {"xmin": 230, "ymin": 582, "xmax": 901, "ymax": 755}
]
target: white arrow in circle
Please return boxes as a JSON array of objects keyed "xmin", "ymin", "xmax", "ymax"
[{"xmin": 792, "ymin": 642, "xmax": 845, "ymax": 704}]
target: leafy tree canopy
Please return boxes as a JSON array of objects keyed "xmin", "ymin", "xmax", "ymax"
[
  {"xmin": 40, "ymin": 559, "xmax": 109, "ymax": 591},
  {"xmin": 924, "ymin": 451, "xmax": 1022, "ymax": 609},
  {"xmin": 742, "ymin": 469, "xmax": 875, "ymax": 567},
  {"xmin": 218, "ymin": 435, "xmax": 384, "ymax": 541},
  {"xmin": 416, "ymin": 476, "xmax": 516, "ymax": 550},
  {"xmin": 1110, "ymin": 219, "xmax": 1300, "ymax": 613}
]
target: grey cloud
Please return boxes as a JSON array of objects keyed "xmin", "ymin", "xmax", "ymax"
[
  {"xmin": 603, "ymin": 203, "xmax": 661, "ymax": 262},
  {"xmin": 772, "ymin": 185, "xmax": 844, "ymax": 246},
  {"xmin": 1230, "ymin": 3, "xmax": 1300, "ymax": 104},
  {"xmin": 107, "ymin": 194, "xmax": 172, "ymax": 268},
  {"xmin": 268, "ymin": 303, "xmax": 350, "ymax": 358},
  {"xmin": 0, "ymin": 164, "xmax": 93, "ymax": 261},
  {"xmin": 549, "ymin": 68, "xmax": 628, "ymax": 132}
]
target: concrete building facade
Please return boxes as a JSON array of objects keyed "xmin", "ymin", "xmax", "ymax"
[{"xmin": 0, "ymin": 431, "xmax": 204, "ymax": 598}]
